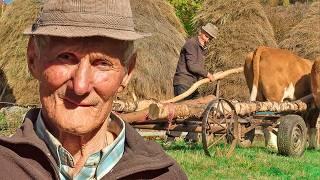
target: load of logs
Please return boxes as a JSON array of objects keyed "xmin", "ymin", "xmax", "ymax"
[{"xmin": 112, "ymin": 67, "xmax": 313, "ymax": 123}]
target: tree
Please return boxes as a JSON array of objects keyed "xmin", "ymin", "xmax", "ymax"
[{"xmin": 167, "ymin": 0, "xmax": 204, "ymax": 35}]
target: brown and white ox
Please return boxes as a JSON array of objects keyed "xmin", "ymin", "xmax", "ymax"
[{"xmin": 244, "ymin": 46, "xmax": 313, "ymax": 149}]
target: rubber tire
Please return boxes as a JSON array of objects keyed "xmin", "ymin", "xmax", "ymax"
[{"xmin": 277, "ymin": 115, "xmax": 307, "ymax": 157}]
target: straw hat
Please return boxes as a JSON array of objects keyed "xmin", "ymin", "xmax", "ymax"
[
  {"xmin": 24, "ymin": 0, "xmax": 150, "ymax": 41},
  {"xmin": 201, "ymin": 23, "xmax": 218, "ymax": 39}
]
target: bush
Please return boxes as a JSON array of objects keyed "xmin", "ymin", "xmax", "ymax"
[
  {"xmin": 0, "ymin": 113, "xmax": 8, "ymax": 131},
  {"xmin": 167, "ymin": 0, "xmax": 203, "ymax": 35},
  {"xmin": 0, "ymin": 106, "xmax": 29, "ymax": 136}
]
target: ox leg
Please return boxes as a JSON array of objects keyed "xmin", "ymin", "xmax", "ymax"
[
  {"xmin": 249, "ymin": 85, "xmax": 258, "ymax": 101},
  {"xmin": 307, "ymin": 109, "xmax": 320, "ymax": 149},
  {"xmin": 263, "ymin": 127, "xmax": 278, "ymax": 150}
]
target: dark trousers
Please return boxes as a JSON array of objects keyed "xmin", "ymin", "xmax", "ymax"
[
  {"xmin": 174, "ymin": 84, "xmax": 200, "ymax": 100},
  {"xmin": 166, "ymin": 84, "xmax": 200, "ymax": 142}
]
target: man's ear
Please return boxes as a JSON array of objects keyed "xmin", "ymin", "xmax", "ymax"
[
  {"xmin": 27, "ymin": 37, "xmax": 39, "ymax": 79},
  {"xmin": 117, "ymin": 53, "xmax": 137, "ymax": 93}
]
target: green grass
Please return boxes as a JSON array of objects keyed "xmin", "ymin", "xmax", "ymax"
[
  {"xmin": 1, "ymin": 113, "xmax": 319, "ymax": 179},
  {"xmin": 159, "ymin": 139, "xmax": 320, "ymax": 179}
]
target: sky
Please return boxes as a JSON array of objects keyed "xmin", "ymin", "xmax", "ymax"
[{"xmin": 3, "ymin": 0, "xmax": 13, "ymax": 4}]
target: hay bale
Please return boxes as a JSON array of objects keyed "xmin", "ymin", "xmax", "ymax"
[
  {"xmin": 279, "ymin": 1, "xmax": 320, "ymax": 60},
  {"xmin": 0, "ymin": 0, "xmax": 41, "ymax": 104},
  {"xmin": 121, "ymin": 0, "xmax": 186, "ymax": 100},
  {"xmin": 0, "ymin": 0, "xmax": 186, "ymax": 104},
  {"xmin": 195, "ymin": 0, "xmax": 277, "ymax": 101},
  {"xmin": 264, "ymin": 3, "xmax": 309, "ymax": 43}
]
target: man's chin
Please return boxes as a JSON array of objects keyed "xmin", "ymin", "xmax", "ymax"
[{"xmin": 54, "ymin": 108, "xmax": 102, "ymax": 131}]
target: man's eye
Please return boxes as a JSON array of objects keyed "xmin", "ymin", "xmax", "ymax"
[
  {"xmin": 57, "ymin": 53, "xmax": 76, "ymax": 63},
  {"xmin": 93, "ymin": 59, "xmax": 113, "ymax": 67}
]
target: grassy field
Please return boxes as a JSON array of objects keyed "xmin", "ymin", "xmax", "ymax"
[
  {"xmin": 159, "ymin": 139, "xmax": 320, "ymax": 179},
  {"xmin": 1, "ymin": 111, "xmax": 320, "ymax": 179}
]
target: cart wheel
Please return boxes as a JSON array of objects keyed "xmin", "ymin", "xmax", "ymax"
[
  {"xmin": 202, "ymin": 98, "xmax": 238, "ymax": 157},
  {"xmin": 277, "ymin": 115, "xmax": 307, "ymax": 157}
]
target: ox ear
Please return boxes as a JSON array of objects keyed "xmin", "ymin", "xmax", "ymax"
[
  {"xmin": 117, "ymin": 53, "xmax": 137, "ymax": 93},
  {"xmin": 27, "ymin": 37, "xmax": 40, "ymax": 79}
]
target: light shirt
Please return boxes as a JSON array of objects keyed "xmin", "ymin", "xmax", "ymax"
[{"xmin": 35, "ymin": 110, "xmax": 125, "ymax": 180}]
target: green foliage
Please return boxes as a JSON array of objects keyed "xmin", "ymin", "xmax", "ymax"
[
  {"xmin": 0, "ymin": 113, "xmax": 7, "ymax": 131},
  {"xmin": 167, "ymin": 0, "xmax": 203, "ymax": 35},
  {"xmin": 0, "ymin": 107, "xmax": 29, "ymax": 136},
  {"xmin": 160, "ymin": 139, "xmax": 320, "ymax": 179}
]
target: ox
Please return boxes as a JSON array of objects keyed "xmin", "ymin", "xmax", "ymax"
[
  {"xmin": 244, "ymin": 46, "xmax": 313, "ymax": 149},
  {"xmin": 244, "ymin": 46, "xmax": 313, "ymax": 102},
  {"xmin": 311, "ymin": 59, "xmax": 320, "ymax": 108}
]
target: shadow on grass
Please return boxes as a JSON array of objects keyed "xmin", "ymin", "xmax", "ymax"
[
  {"xmin": 159, "ymin": 140, "xmax": 204, "ymax": 151},
  {"xmin": 156, "ymin": 138, "xmax": 281, "ymax": 157}
]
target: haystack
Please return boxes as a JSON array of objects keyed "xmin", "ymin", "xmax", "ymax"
[
  {"xmin": 279, "ymin": 1, "xmax": 320, "ymax": 60},
  {"xmin": 0, "ymin": 0, "xmax": 186, "ymax": 105},
  {"xmin": 122, "ymin": 0, "xmax": 186, "ymax": 101},
  {"xmin": 264, "ymin": 3, "xmax": 309, "ymax": 43},
  {"xmin": 195, "ymin": 0, "xmax": 277, "ymax": 101},
  {"xmin": 0, "ymin": 0, "xmax": 41, "ymax": 104}
]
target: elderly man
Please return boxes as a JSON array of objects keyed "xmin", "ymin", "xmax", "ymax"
[
  {"xmin": 0, "ymin": 0, "xmax": 187, "ymax": 179},
  {"xmin": 167, "ymin": 23, "xmax": 218, "ymax": 143}
]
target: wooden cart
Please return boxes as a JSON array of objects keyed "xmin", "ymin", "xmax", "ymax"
[{"xmin": 126, "ymin": 82, "xmax": 320, "ymax": 157}]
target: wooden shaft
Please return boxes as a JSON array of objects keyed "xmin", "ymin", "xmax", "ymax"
[
  {"xmin": 133, "ymin": 123, "xmax": 227, "ymax": 133},
  {"xmin": 162, "ymin": 67, "xmax": 243, "ymax": 103}
]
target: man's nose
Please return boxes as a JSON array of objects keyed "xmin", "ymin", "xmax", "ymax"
[{"xmin": 73, "ymin": 59, "xmax": 92, "ymax": 95}]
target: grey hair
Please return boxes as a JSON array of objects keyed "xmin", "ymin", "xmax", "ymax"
[{"xmin": 32, "ymin": 35, "xmax": 135, "ymax": 68}]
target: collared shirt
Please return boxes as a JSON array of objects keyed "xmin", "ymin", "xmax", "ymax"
[{"xmin": 35, "ymin": 110, "xmax": 125, "ymax": 180}]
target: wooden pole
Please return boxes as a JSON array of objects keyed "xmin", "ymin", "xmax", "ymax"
[
  {"xmin": 161, "ymin": 67, "xmax": 243, "ymax": 103},
  {"xmin": 1, "ymin": 3, "xmax": 4, "ymax": 16},
  {"xmin": 133, "ymin": 123, "xmax": 227, "ymax": 133},
  {"xmin": 112, "ymin": 67, "xmax": 242, "ymax": 113}
]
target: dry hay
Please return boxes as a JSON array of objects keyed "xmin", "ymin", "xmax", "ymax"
[
  {"xmin": 0, "ymin": 0, "xmax": 186, "ymax": 104},
  {"xmin": 264, "ymin": 3, "xmax": 309, "ymax": 43},
  {"xmin": 121, "ymin": 0, "xmax": 186, "ymax": 101},
  {"xmin": 0, "ymin": 2, "xmax": 6, "ymax": 17},
  {"xmin": 279, "ymin": 1, "xmax": 320, "ymax": 60},
  {"xmin": 195, "ymin": 0, "xmax": 277, "ymax": 101},
  {"xmin": 0, "ymin": 0, "xmax": 41, "ymax": 104}
]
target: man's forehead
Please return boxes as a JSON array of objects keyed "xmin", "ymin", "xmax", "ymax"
[
  {"xmin": 49, "ymin": 36, "xmax": 126, "ymax": 47},
  {"xmin": 42, "ymin": 36, "xmax": 129, "ymax": 54}
]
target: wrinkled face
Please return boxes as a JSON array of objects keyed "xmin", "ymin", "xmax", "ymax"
[
  {"xmin": 199, "ymin": 31, "xmax": 212, "ymax": 45},
  {"xmin": 27, "ymin": 36, "xmax": 135, "ymax": 135}
]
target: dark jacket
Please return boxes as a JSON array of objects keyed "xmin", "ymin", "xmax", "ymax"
[
  {"xmin": 173, "ymin": 37, "xmax": 208, "ymax": 87},
  {"xmin": 0, "ymin": 108, "xmax": 187, "ymax": 180}
]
